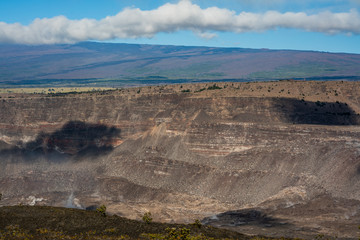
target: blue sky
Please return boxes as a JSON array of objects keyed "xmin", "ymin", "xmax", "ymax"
[{"xmin": 0, "ymin": 0, "xmax": 360, "ymax": 53}]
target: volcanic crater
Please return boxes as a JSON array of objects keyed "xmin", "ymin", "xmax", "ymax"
[{"xmin": 1, "ymin": 80, "xmax": 360, "ymax": 239}]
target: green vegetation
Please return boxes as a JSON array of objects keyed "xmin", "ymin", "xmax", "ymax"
[
  {"xmin": 181, "ymin": 89, "xmax": 191, "ymax": 93},
  {"xmin": 0, "ymin": 206, "xmax": 249, "ymax": 240},
  {"xmin": 0, "ymin": 226, "xmax": 213, "ymax": 240},
  {"xmin": 96, "ymin": 204, "xmax": 107, "ymax": 217},
  {"xmin": 164, "ymin": 227, "xmax": 191, "ymax": 240},
  {"xmin": 0, "ymin": 205, "xmax": 358, "ymax": 239},
  {"xmin": 207, "ymin": 84, "xmax": 222, "ymax": 90},
  {"xmin": 315, "ymin": 101, "xmax": 326, "ymax": 107},
  {"xmin": 0, "ymin": 225, "xmax": 130, "ymax": 240},
  {"xmin": 142, "ymin": 212, "xmax": 153, "ymax": 224},
  {"xmin": 191, "ymin": 220, "xmax": 202, "ymax": 229},
  {"xmin": 195, "ymin": 88, "xmax": 206, "ymax": 93},
  {"xmin": 0, "ymin": 87, "xmax": 114, "ymax": 94}
]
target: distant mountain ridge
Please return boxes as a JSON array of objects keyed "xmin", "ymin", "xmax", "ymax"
[{"xmin": 1, "ymin": 42, "xmax": 360, "ymax": 87}]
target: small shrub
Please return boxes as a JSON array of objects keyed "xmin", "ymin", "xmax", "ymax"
[
  {"xmin": 166, "ymin": 227, "xmax": 190, "ymax": 240},
  {"xmin": 316, "ymin": 101, "xmax": 325, "ymax": 107},
  {"xmin": 104, "ymin": 228, "xmax": 117, "ymax": 234},
  {"xmin": 181, "ymin": 89, "xmax": 191, "ymax": 93},
  {"xmin": 1, "ymin": 225, "xmax": 33, "ymax": 240},
  {"xmin": 141, "ymin": 233, "xmax": 165, "ymax": 240},
  {"xmin": 191, "ymin": 219, "xmax": 202, "ymax": 229},
  {"xmin": 96, "ymin": 204, "xmax": 107, "ymax": 217},
  {"xmin": 207, "ymin": 84, "xmax": 222, "ymax": 90},
  {"xmin": 142, "ymin": 212, "xmax": 153, "ymax": 224},
  {"xmin": 314, "ymin": 234, "xmax": 337, "ymax": 240},
  {"xmin": 195, "ymin": 88, "xmax": 206, "ymax": 93}
]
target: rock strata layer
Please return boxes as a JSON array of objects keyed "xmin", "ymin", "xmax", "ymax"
[{"xmin": 0, "ymin": 81, "xmax": 360, "ymax": 239}]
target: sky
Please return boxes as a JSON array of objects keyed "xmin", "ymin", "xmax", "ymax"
[{"xmin": 0, "ymin": 0, "xmax": 360, "ymax": 53}]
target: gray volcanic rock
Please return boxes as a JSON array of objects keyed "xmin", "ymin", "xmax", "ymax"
[{"xmin": 0, "ymin": 80, "xmax": 360, "ymax": 239}]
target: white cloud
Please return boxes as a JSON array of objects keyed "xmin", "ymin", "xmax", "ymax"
[
  {"xmin": 237, "ymin": 0, "xmax": 360, "ymax": 6},
  {"xmin": 196, "ymin": 31, "xmax": 218, "ymax": 39},
  {"xmin": 0, "ymin": 0, "xmax": 359, "ymax": 44}
]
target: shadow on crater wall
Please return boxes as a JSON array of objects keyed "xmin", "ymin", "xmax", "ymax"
[
  {"xmin": 202, "ymin": 209, "xmax": 290, "ymax": 228},
  {"xmin": 0, "ymin": 121, "xmax": 121, "ymax": 162},
  {"xmin": 274, "ymin": 98, "xmax": 360, "ymax": 125}
]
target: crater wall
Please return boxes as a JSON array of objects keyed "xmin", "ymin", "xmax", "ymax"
[{"xmin": 1, "ymin": 81, "xmax": 360, "ymax": 238}]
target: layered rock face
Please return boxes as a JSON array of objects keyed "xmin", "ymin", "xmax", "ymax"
[{"xmin": 0, "ymin": 81, "xmax": 360, "ymax": 238}]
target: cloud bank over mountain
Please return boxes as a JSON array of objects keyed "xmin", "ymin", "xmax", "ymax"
[{"xmin": 0, "ymin": 0, "xmax": 359, "ymax": 44}]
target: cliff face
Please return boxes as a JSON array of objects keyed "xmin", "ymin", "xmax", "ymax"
[{"xmin": 1, "ymin": 81, "xmax": 360, "ymax": 238}]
